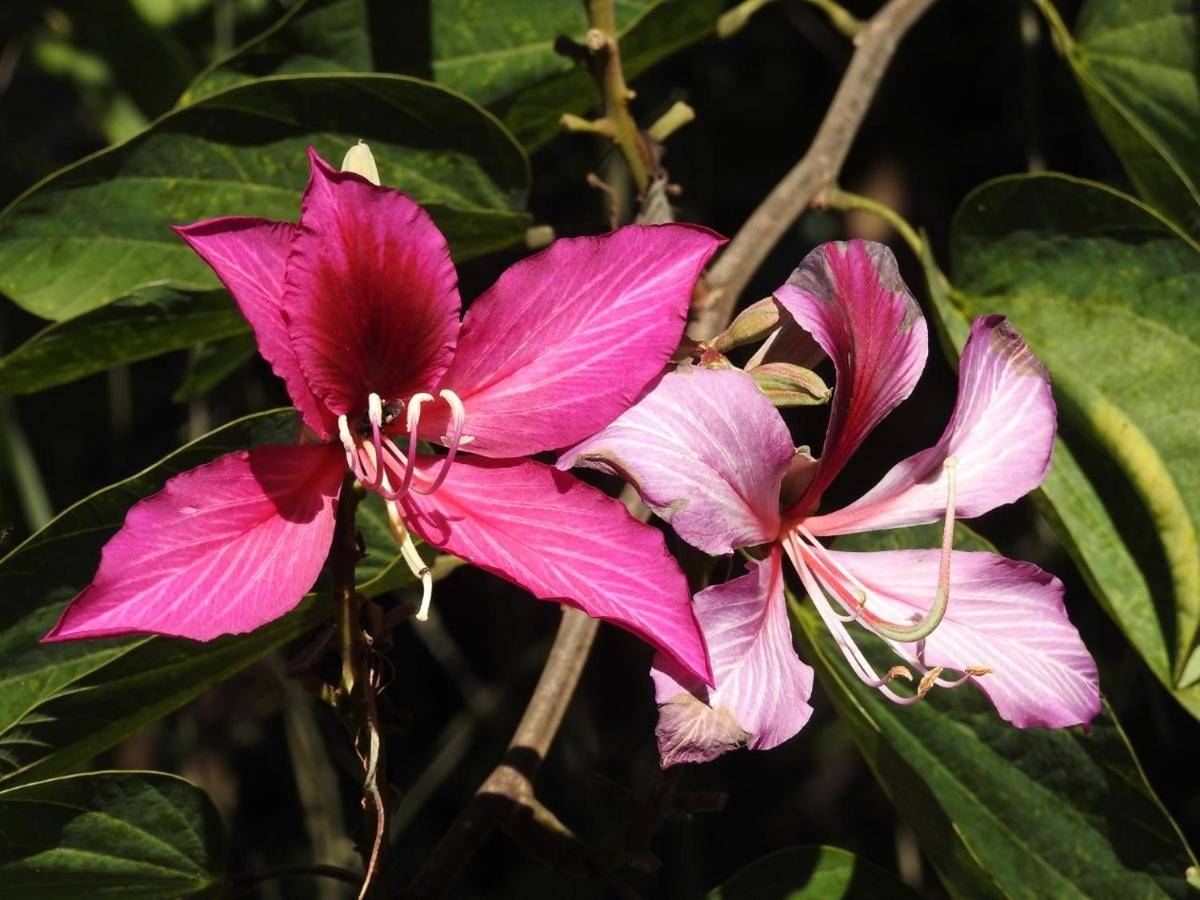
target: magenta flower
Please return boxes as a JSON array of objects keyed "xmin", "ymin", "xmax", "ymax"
[
  {"xmin": 563, "ymin": 240, "xmax": 1100, "ymax": 765},
  {"xmin": 44, "ymin": 147, "xmax": 720, "ymax": 685}
]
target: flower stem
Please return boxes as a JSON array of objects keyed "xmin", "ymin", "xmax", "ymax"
[
  {"xmin": 817, "ymin": 186, "xmax": 924, "ymax": 257},
  {"xmin": 330, "ymin": 476, "xmax": 390, "ymax": 899}
]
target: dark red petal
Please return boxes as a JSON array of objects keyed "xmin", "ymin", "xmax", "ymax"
[
  {"xmin": 773, "ymin": 240, "xmax": 928, "ymax": 516},
  {"xmin": 282, "ymin": 148, "xmax": 460, "ymax": 417}
]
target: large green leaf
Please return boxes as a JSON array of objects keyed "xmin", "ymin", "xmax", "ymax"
[
  {"xmin": 1035, "ymin": 0, "xmax": 1200, "ymax": 234},
  {"xmin": 929, "ymin": 173, "xmax": 1200, "ymax": 710},
  {"xmin": 183, "ymin": 0, "xmax": 724, "ymax": 149},
  {"xmin": 792, "ymin": 523, "xmax": 1198, "ymax": 899},
  {"xmin": 0, "ymin": 770, "xmax": 226, "ymax": 897},
  {"xmin": 0, "ymin": 73, "xmax": 530, "ymax": 321},
  {"xmin": 707, "ymin": 845, "xmax": 920, "ymax": 899},
  {"xmin": 0, "ymin": 288, "xmax": 246, "ymax": 395}
]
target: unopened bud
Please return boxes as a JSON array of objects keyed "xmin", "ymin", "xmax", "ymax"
[
  {"xmin": 749, "ymin": 362, "xmax": 831, "ymax": 407},
  {"xmin": 341, "ymin": 140, "xmax": 381, "ymax": 186},
  {"xmin": 708, "ymin": 297, "xmax": 780, "ymax": 354}
]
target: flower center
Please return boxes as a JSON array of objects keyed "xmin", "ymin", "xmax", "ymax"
[{"xmin": 334, "ymin": 389, "xmax": 470, "ymax": 621}]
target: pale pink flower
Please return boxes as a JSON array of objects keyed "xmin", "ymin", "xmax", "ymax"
[{"xmin": 563, "ymin": 240, "xmax": 1099, "ymax": 765}]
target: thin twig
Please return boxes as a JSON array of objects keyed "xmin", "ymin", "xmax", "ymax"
[
  {"xmin": 404, "ymin": 609, "xmax": 599, "ymax": 897},
  {"xmin": 691, "ymin": 0, "xmax": 937, "ymax": 341}
]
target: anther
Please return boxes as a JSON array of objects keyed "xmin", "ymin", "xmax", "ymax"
[
  {"xmin": 917, "ymin": 666, "xmax": 945, "ymax": 698},
  {"xmin": 885, "ymin": 665, "xmax": 913, "ymax": 683},
  {"xmin": 965, "ymin": 665, "xmax": 993, "ymax": 677},
  {"xmin": 337, "ymin": 414, "xmax": 363, "ymax": 474}
]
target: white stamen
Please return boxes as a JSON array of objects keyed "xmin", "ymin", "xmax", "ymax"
[
  {"xmin": 337, "ymin": 414, "xmax": 357, "ymax": 467},
  {"xmin": 386, "ymin": 501, "xmax": 434, "ymax": 621}
]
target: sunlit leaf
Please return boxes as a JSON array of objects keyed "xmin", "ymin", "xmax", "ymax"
[
  {"xmin": 0, "ymin": 73, "xmax": 530, "ymax": 321},
  {"xmin": 0, "ymin": 288, "xmax": 245, "ymax": 395},
  {"xmin": 0, "ymin": 770, "xmax": 226, "ymax": 897},
  {"xmin": 184, "ymin": 0, "xmax": 724, "ymax": 148},
  {"xmin": 1037, "ymin": 0, "xmax": 1200, "ymax": 234}
]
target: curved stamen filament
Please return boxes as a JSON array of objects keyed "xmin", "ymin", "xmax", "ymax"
[
  {"xmin": 385, "ymin": 500, "xmax": 433, "ymax": 621},
  {"xmin": 785, "ymin": 535, "xmax": 921, "ymax": 703},
  {"xmin": 412, "ymin": 389, "xmax": 466, "ymax": 496},
  {"xmin": 796, "ymin": 457, "xmax": 960, "ymax": 643}
]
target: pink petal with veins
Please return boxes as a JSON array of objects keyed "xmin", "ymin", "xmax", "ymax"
[
  {"xmin": 773, "ymin": 241, "xmax": 927, "ymax": 515},
  {"xmin": 173, "ymin": 217, "xmax": 332, "ymax": 438},
  {"xmin": 425, "ymin": 225, "xmax": 723, "ymax": 457},
  {"xmin": 807, "ymin": 316, "xmax": 1055, "ymax": 536},
  {"xmin": 399, "ymin": 454, "xmax": 712, "ymax": 685},
  {"xmin": 561, "ymin": 365, "xmax": 792, "ymax": 555},
  {"xmin": 282, "ymin": 148, "xmax": 460, "ymax": 416},
  {"xmin": 827, "ymin": 548, "xmax": 1100, "ymax": 728},
  {"xmin": 44, "ymin": 444, "xmax": 345, "ymax": 642},
  {"xmin": 651, "ymin": 547, "xmax": 814, "ymax": 765}
]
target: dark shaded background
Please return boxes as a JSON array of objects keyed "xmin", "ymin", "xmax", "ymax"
[{"xmin": 1, "ymin": 0, "xmax": 1195, "ymax": 896}]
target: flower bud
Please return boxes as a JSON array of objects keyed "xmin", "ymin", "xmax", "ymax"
[{"xmin": 341, "ymin": 140, "xmax": 381, "ymax": 186}]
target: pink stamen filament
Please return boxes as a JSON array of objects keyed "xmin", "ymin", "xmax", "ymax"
[
  {"xmin": 344, "ymin": 389, "xmax": 470, "ymax": 504},
  {"xmin": 413, "ymin": 390, "xmax": 466, "ymax": 495},
  {"xmin": 792, "ymin": 457, "xmax": 960, "ymax": 643},
  {"xmin": 785, "ymin": 535, "xmax": 922, "ymax": 704}
]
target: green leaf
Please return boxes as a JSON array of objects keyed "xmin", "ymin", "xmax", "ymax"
[
  {"xmin": 932, "ymin": 173, "xmax": 1200, "ymax": 709},
  {"xmin": 0, "ymin": 73, "xmax": 530, "ymax": 321},
  {"xmin": 0, "ymin": 409, "xmax": 331, "ymax": 787},
  {"xmin": 1035, "ymin": 0, "xmax": 1200, "ymax": 234},
  {"xmin": 707, "ymin": 845, "xmax": 920, "ymax": 899},
  {"xmin": 0, "ymin": 770, "xmax": 225, "ymax": 897},
  {"xmin": 0, "ymin": 288, "xmax": 246, "ymax": 395},
  {"xmin": 441, "ymin": 0, "xmax": 725, "ymax": 148},
  {"xmin": 172, "ymin": 331, "xmax": 258, "ymax": 403},
  {"xmin": 184, "ymin": 0, "xmax": 724, "ymax": 149},
  {"xmin": 793, "ymin": 522, "xmax": 1199, "ymax": 899}
]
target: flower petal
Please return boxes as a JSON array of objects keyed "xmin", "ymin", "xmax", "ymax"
[
  {"xmin": 173, "ymin": 217, "xmax": 332, "ymax": 437},
  {"xmin": 427, "ymin": 225, "xmax": 723, "ymax": 457},
  {"xmin": 826, "ymin": 548, "xmax": 1100, "ymax": 728},
  {"xmin": 807, "ymin": 316, "xmax": 1055, "ymax": 535},
  {"xmin": 773, "ymin": 240, "xmax": 927, "ymax": 515},
  {"xmin": 560, "ymin": 365, "xmax": 791, "ymax": 555},
  {"xmin": 282, "ymin": 148, "xmax": 460, "ymax": 417},
  {"xmin": 651, "ymin": 547, "xmax": 814, "ymax": 765},
  {"xmin": 399, "ymin": 454, "xmax": 712, "ymax": 684},
  {"xmin": 44, "ymin": 444, "xmax": 345, "ymax": 642}
]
